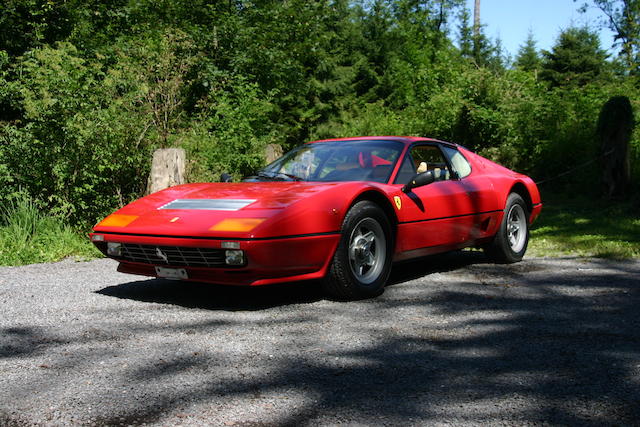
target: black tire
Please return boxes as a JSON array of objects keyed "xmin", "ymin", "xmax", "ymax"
[
  {"xmin": 484, "ymin": 193, "xmax": 530, "ymax": 263},
  {"xmin": 322, "ymin": 201, "xmax": 393, "ymax": 300}
]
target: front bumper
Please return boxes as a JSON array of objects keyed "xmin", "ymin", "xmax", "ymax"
[{"xmin": 90, "ymin": 232, "xmax": 340, "ymax": 286}]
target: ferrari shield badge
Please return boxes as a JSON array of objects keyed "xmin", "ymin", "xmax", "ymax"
[{"xmin": 393, "ymin": 196, "xmax": 402, "ymax": 210}]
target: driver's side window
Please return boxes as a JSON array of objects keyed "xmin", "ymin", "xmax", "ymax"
[{"xmin": 394, "ymin": 145, "xmax": 451, "ymax": 184}]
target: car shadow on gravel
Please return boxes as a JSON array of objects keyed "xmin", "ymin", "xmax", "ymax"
[
  {"xmin": 96, "ymin": 278, "xmax": 326, "ymax": 311},
  {"xmin": 96, "ymin": 250, "xmax": 490, "ymax": 310},
  {"xmin": 388, "ymin": 250, "xmax": 490, "ymax": 286}
]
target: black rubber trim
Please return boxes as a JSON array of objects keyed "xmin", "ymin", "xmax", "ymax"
[
  {"xmin": 398, "ymin": 209, "xmax": 503, "ymax": 225},
  {"xmin": 93, "ymin": 230, "xmax": 341, "ymax": 241}
]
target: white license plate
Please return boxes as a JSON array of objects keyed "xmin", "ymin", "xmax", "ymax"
[{"xmin": 155, "ymin": 266, "xmax": 188, "ymax": 280}]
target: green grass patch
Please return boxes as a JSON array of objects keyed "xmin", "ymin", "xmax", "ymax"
[
  {"xmin": 0, "ymin": 195, "xmax": 100, "ymax": 266},
  {"xmin": 529, "ymin": 191, "xmax": 640, "ymax": 259}
]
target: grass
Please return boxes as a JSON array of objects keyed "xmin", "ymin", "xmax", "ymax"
[
  {"xmin": 528, "ymin": 190, "xmax": 640, "ymax": 259},
  {"xmin": 0, "ymin": 195, "xmax": 100, "ymax": 266}
]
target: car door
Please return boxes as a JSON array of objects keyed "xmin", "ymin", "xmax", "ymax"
[
  {"xmin": 439, "ymin": 144, "xmax": 503, "ymax": 240},
  {"xmin": 393, "ymin": 143, "xmax": 476, "ymax": 255}
]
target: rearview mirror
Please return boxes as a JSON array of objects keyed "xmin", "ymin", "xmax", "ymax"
[
  {"xmin": 402, "ymin": 171, "xmax": 435, "ymax": 193},
  {"xmin": 220, "ymin": 173, "xmax": 233, "ymax": 183}
]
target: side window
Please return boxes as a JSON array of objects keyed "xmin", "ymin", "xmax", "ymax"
[
  {"xmin": 394, "ymin": 154, "xmax": 416, "ymax": 184},
  {"xmin": 410, "ymin": 145, "xmax": 451, "ymax": 181},
  {"xmin": 393, "ymin": 145, "xmax": 451, "ymax": 183},
  {"xmin": 441, "ymin": 146, "xmax": 472, "ymax": 179}
]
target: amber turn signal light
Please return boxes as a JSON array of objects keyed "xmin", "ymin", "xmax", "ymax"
[
  {"xmin": 97, "ymin": 214, "xmax": 139, "ymax": 228},
  {"xmin": 210, "ymin": 218, "xmax": 265, "ymax": 232}
]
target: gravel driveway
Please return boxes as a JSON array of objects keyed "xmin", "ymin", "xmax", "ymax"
[{"xmin": 1, "ymin": 252, "xmax": 639, "ymax": 426}]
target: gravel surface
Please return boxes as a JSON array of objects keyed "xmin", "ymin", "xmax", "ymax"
[{"xmin": 1, "ymin": 252, "xmax": 639, "ymax": 426}]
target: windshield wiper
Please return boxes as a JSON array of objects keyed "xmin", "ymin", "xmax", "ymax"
[
  {"xmin": 257, "ymin": 171, "xmax": 303, "ymax": 181},
  {"xmin": 278, "ymin": 172, "xmax": 304, "ymax": 181}
]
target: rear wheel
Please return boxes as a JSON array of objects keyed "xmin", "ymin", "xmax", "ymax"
[
  {"xmin": 484, "ymin": 193, "xmax": 530, "ymax": 263},
  {"xmin": 323, "ymin": 201, "xmax": 393, "ymax": 300}
]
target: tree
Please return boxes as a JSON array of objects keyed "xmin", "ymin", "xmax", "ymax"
[
  {"xmin": 0, "ymin": 0, "xmax": 73, "ymax": 56},
  {"xmin": 515, "ymin": 31, "xmax": 542, "ymax": 73},
  {"xmin": 597, "ymin": 96, "xmax": 634, "ymax": 197},
  {"xmin": 457, "ymin": 0, "xmax": 495, "ymax": 68},
  {"xmin": 488, "ymin": 36, "xmax": 509, "ymax": 70},
  {"xmin": 457, "ymin": 7, "xmax": 473, "ymax": 58},
  {"xmin": 474, "ymin": 0, "xmax": 481, "ymax": 38},
  {"xmin": 540, "ymin": 26, "xmax": 609, "ymax": 87},
  {"xmin": 470, "ymin": 25, "xmax": 495, "ymax": 67},
  {"xmin": 577, "ymin": 0, "xmax": 640, "ymax": 74}
]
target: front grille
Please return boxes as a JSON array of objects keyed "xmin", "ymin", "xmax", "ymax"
[{"xmin": 117, "ymin": 244, "xmax": 227, "ymax": 268}]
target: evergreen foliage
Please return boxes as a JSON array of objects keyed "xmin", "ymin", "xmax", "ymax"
[
  {"xmin": 516, "ymin": 32, "xmax": 542, "ymax": 72},
  {"xmin": 541, "ymin": 27, "xmax": 610, "ymax": 87},
  {"xmin": 457, "ymin": 7, "xmax": 473, "ymax": 58}
]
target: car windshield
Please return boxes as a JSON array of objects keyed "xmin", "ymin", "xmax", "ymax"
[{"xmin": 250, "ymin": 140, "xmax": 404, "ymax": 183}]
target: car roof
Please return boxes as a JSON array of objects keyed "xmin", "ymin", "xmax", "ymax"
[{"xmin": 307, "ymin": 136, "xmax": 458, "ymax": 148}]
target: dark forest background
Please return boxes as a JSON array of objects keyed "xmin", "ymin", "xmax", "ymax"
[{"xmin": 1, "ymin": 0, "xmax": 639, "ymax": 227}]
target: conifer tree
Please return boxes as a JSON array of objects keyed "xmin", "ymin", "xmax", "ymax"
[
  {"xmin": 541, "ymin": 26, "xmax": 609, "ymax": 86},
  {"xmin": 458, "ymin": 7, "xmax": 473, "ymax": 58},
  {"xmin": 516, "ymin": 31, "xmax": 542, "ymax": 72}
]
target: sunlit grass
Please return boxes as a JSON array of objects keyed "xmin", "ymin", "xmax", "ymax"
[
  {"xmin": 528, "ymin": 191, "xmax": 640, "ymax": 259},
  {"xmin": 0, "ymin": 195, "xmax": 100, "ymax": 266}
]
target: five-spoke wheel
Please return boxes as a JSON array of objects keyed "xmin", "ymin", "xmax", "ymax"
[
  {"xmin": 506, "ymin": 202, "xmax": 527, "ymax": 254},
  {"xmin": 484, "ymin": 193, "xmax": 530, "ymax": 263},
  {"xmin": 348, "ymin": 218, "xmax": 386, "ymax": 284},
  {"xmin": 323, "ymin": 201, "xmax": 393, "ymax": 300}
]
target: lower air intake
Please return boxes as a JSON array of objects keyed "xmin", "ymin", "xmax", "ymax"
[{"xmin": 116, "ymin": 243, "xmax": 227, "ymax": 268}]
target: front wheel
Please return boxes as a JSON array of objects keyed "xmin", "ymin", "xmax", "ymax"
[
  {"xmin": 322, "ymin": 201, "xmax": 393, "ymax": 300},
  {"xmin": 484, "ymin": 193, "xmax": 530, "ymax": 263}
]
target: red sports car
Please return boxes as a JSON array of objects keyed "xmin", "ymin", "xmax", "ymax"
[{"xmin": 91, "ymin": 136, "xmax": 542, "ymax": 299}]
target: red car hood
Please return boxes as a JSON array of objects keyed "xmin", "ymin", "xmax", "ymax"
[
  {"xmin": 148, "ymin": 182, "xmax": 335, "ymax": 209},
  {"xmin": 93, "ymin": 181, "xmax": 356, "ymax": 239}
]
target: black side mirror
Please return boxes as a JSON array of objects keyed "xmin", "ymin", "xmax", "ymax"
[
  {"xmin": 220, "ymin": 173, "xmax": 233, "ymax": 183},
  {"xmin": 402, "ymin": 171, "xmax": 435, "ymax": 193}
]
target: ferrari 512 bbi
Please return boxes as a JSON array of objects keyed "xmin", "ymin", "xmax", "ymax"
[{"xmin": 91, "ymin": 137, "xmax": 542, "ymax": 299}]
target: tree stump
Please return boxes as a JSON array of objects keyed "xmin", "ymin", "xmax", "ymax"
[
  {"xmin": 146, "ymin": 148, "xmax": 186, "ymax": 195},
  {"xmin": 597, "ymin": 96, "xmax": 634, "ymax": 198}
]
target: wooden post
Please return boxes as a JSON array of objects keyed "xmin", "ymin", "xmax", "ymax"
[
  {"xmin": 265, "ymin": 144, "xmax": 283, "ymax": 164},
  {"xmin": 146, "ymin": 148, "xmax": 186, "ymax": 195}
]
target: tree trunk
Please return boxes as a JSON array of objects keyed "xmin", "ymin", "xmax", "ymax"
[
  {"xmin": 474, "ymin": 0, "xmax": 481, "ymax": 38},
  {"xmin": 597, "ymin": 96, "xmax": 634, "ymax": 198},
  {"xmin": 146, "ymin": 148, "xmax": 186, "ymax": 195}
]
